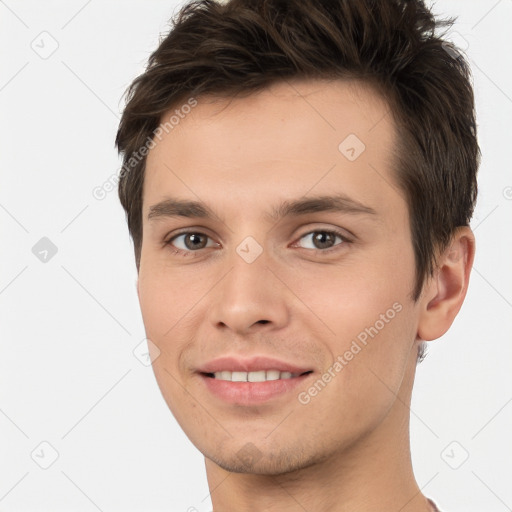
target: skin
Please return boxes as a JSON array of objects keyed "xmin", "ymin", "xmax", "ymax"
[{"xmin": 137, "ymin": 78, "xmax": 475, "ymax": 512}]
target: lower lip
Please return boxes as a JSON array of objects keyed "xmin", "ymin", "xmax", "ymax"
[{"xmin": 199, "ymin": 373, "xmax": 312, "ymax": 405}]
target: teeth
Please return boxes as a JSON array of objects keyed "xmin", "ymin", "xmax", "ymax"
[
  {"xmin": 266, "ymin": 370, "xmax": 280, "ymax": 381},
  {"xmin": 248, "ymin": 370, "xmax": 266, "ymax": 382},
  {"xmin": 212, "ymin": 370, "xmax": 301, "ymax": 382}
]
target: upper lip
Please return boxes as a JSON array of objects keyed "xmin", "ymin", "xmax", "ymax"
[{"xmin": 197, "ymin": 356, "xmax": 312, "ymax": 374}]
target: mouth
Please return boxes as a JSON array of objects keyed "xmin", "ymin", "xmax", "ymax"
[
  {"xmin": 201, "ymin": 370, "xmax": 313, "ymax": 382},
  {"xmin": 196, "ymin": 356, "xmax": 315, "ymax": 404}
]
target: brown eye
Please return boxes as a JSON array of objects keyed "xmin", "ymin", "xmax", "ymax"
[
  {"xmin": 297, "ymin": 230, "xmax": 346, "ymax": 251},
  {"xmin": 167, "ymin": 232, "xmax": 215, "ymax": 252}
]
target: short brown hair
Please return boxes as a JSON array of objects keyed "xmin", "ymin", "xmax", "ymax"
[{"xmin": 116, "ymin": 0, "xmax": 480, "ymax": 360}]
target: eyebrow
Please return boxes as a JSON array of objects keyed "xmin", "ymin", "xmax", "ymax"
[{"xmin": 147, "ymin": 194, "xmax": 377, "ymax": 224}]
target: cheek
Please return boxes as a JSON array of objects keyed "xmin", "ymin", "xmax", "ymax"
[
  {"xmin": 137, "ymin": 258, "xmax": 196, "ymax": 335},
  {"xmin": 297, "ymin": 303, "xmax": 417, "ymax": 448},
  {"xmin": 299, "ymin": 246, "xmax": 417, "ymax": 405},
  {"xmin": 296, "ymin": 249, "xmax": 414, "ymax": 343},
  {"xmin": 137, "ymin": 265, "xmax": 191, "ymax": 380},
  {"xmin": 138, "ymin": 267, "xmax": 199, "ymax": 421}
]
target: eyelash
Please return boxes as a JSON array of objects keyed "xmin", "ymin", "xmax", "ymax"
[{"xmin": 164, "ymin": 229, "xmax": 352, "ymax": 257}]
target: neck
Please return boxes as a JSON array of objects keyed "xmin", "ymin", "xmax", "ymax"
[{"xmin": 204, "ymin": 349, "xmax": 432, "ymax": 512}]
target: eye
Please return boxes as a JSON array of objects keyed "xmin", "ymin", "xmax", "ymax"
[
  {"xmin": 164, "ymin": 228, "xmax": 351, "ymax": 257},
  {"xmin": 165, "ymin": 232, "xmax": 217, "ymax": 254},
  {"xmin": 295, "ymin": 229, "xmax": 348, "ymax": 252}
]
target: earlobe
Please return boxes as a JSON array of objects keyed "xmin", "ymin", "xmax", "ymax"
[{"xmin": 417, "ymin": 227, "xmax": 476, "ymax": 341}]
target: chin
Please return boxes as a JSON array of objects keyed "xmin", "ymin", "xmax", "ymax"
[{"xmin": 203, "ymin": 441, "xmax": 323, "ymax": 476}]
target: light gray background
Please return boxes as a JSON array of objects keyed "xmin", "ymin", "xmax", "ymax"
[{"xmin": 1, "ymin": 1, "xmax": 511, "ymax": 510}]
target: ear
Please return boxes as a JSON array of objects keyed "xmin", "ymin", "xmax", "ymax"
[{"xmin": 417, "ymin": 226, "xmax": 476, "ymax": 341}]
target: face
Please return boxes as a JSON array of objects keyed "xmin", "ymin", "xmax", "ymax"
[{"xmin": 137, "ymin": 79, "xmax": 423, "ymax": 475}]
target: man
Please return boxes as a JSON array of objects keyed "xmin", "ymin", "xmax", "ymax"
[{"xmin": 116, "ymin": 0, "xmax": 479, "ymax": 510}]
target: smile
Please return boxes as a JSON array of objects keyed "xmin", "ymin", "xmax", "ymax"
[
  {"xmin": 207, "ymin": 370, "xmax": 309, "ymax": 382},
  {"xmin": 196, "ymin": 356, "xmax": 315, "ymax": 404}
]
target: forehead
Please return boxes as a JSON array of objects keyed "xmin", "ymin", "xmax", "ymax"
[{"xmin": 142, "ymin": 78, "xmax": 402, "ymax": 221}]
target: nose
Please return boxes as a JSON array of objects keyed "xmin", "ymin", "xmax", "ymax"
[{"xmin": 208, "ymin": 249, "xmax": 289, "ymax": 335}]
